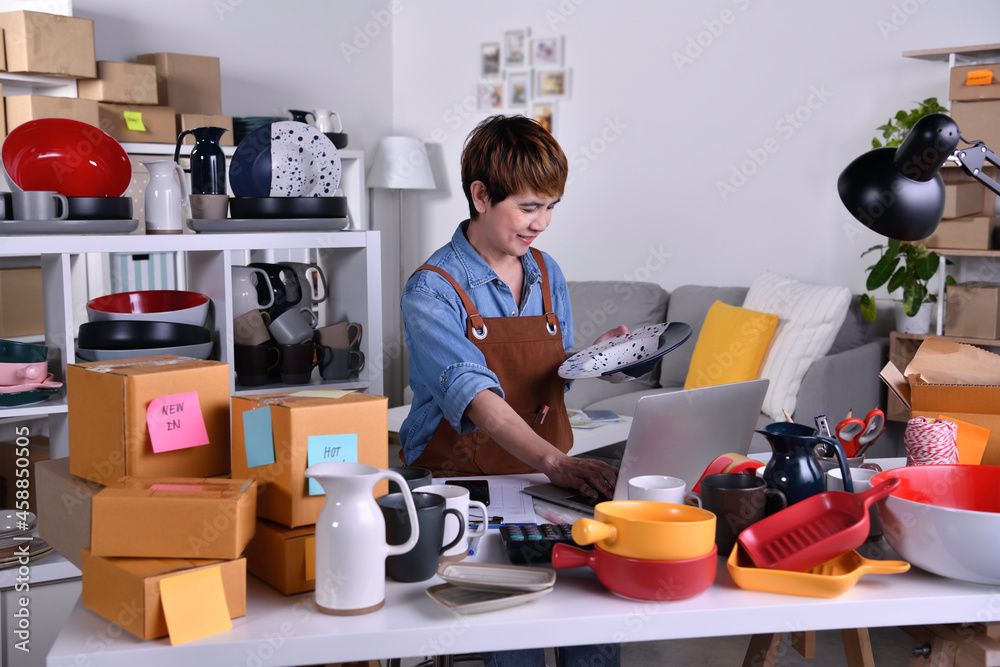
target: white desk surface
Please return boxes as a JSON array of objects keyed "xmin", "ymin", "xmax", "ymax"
[
  {"xmin": 46, "ymin": 460, "xmax": 1000, "ymax": 667},
  {"xmin": 387, "ymin": 404, "xmax": 633, "ymax": 457}
]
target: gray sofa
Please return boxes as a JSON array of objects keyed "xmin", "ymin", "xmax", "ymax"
[{"xmin": 563, "ymin": 282, "xmax": 890, "ymax": 456}]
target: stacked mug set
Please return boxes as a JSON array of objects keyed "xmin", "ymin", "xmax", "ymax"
[
  {"xmin": 232, "ymin": 262, "xmax": 364, "ymax": 386},
  {"xmin": 0, "ymin": 339, "xmax": 63, "ymax": 408}
]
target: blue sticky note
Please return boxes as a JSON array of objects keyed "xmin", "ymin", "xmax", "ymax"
[
  {"xmin": 242, "ymin": 407, "xmax": 276, "ymax": 468},
  {"xmin": 306, "ymin": 434, "xmax": 358, "ymax": 495}
]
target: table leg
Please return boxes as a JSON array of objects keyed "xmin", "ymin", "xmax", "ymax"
[
  {"xmin": 841, "ymin": 628, "xmax": 875, "ymax": 667},
  {"xmin": 792, "ymin": 631, "xmax": 816, "ymax": 659},
  {"xmin": 743, "ymin": 633, "xmax": 784, "ymax": 667}
]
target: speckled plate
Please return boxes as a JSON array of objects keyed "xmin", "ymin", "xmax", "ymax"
[
  {"xmin": 269, "ymin": 121, "xmax": 341, "ymax": 197},
  {"xmin": 558, "ymin": 322, "xmax": 693, "ymax": 383}
]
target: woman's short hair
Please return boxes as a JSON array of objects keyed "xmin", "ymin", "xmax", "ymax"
[{"xmin": 461, "ymin": 115, "xmax": 568, "ymax": 219}]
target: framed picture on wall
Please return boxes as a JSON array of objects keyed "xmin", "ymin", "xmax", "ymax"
[
  {"xmin": 530, "ymin": 37, "xmax": 563, "ymax": 66},
  {"xmin": 532, "ymin": 101, "xmax": 556, "ymax": 135},
  {"xmin": 535, "ymin": 69, "xmax": 570, "ymax": 98},
  {"xmin": 481, "ymin": 42, "xmax": 501, "ymax": 77},
  {"xmin": 477, "ymin": 81, "xmax": 503, "ymax": 109},
  {"xmin": 507, "ymin": 72, "xmax": 530, "ymax": 108},
  {"xmin": 504, "ymin": 29, "xmax": 528, "ymax": 67}
]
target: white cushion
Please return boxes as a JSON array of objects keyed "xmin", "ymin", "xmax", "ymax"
[{"xmin": 742, "ymin": 271, "xmax": 851, "ymax": 421}]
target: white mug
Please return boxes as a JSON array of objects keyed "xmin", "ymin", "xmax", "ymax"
[
  {"xmin": 627, "ymin": 475, "xmax": 701, "ymax": 506},
  {"xmin": 232, "ymin": 266, "xmax": 274, "ymax": 318},
  {"xmin": 310, "ymin": 109, "xmax": 343, "ymax": 133},
  {"xmin": 826, "ymin": 467, "xmax": 882, "ymax": 538},
  {"xmin": 413, "ymin": 483, "xmax": 488, "ymax": 559}
]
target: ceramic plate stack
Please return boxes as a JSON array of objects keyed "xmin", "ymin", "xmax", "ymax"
[{"xmin": 0, "ymin": 510, "xmax": 51, "ymax": 568}]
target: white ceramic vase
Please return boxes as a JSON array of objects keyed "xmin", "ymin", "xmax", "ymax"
[
  {"xmin": 304, "ymin": 462, "xmax": 419, "ymax": 615},
  {"xmin": 142, "ymin": 160, "xmax": 189, "ymax": 234},
  {"xmin": 895, "ymin": 302, "xmax": 933, "ymax": 334}
]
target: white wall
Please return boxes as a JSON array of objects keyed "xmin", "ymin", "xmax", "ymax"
[{"xmin": 392, "ymin": 0, "xmax": 1000, "ymax": 296}]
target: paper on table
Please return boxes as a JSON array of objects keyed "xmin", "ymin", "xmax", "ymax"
[
  {"xmin": 905, "ymin": 338, "xmax": 1000, "ymax": 385},
  {"xmin": 159, "ymin": 565, "xmax": 231, "ymax": 645},
  {"xmin": 437, "ymin": 477, "xmax": 536, "ymax": 525}
]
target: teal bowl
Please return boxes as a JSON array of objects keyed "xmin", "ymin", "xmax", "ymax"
[{"xmin": 0, "ymin": 339, "xmax": 48, "ymax": 363}]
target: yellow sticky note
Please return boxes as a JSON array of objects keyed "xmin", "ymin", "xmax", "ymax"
[
  {"xmin": 304, "ymin": 535, "xmax": 315, "ymax": 580},
  {"xmin": 965, "ymin": 69, "xmax": 995, "ymax": 87},
  {"xmin": 123, "ymin": 110, "xmax": 146, "ymax": 131},
  {"xmin": 938, "ymin": 415, "xmax": 990, "ymax": 465},
  {"xmin": 159, "ymin": 566, "xmax": 231, "ymax": 646}
]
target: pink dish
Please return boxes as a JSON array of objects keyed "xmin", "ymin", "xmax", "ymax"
[
  {"xmin": 87, "ymin": 290, "xmax": 211, "ymax": 327},
  {"xmin": 0, "ymin": 373, "xmax": 62, "ymax": 393},
  {"xmin": 2, "ymin": 118, "xmax": 131, "ymax": 197},
  {"xmin": 0, "ymin": 361, "xmax": 48, "ymax": 385}
]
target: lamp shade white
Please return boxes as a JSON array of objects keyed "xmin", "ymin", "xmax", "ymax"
[{"xmin": 367, "ymin": 137, "xmax": 436, "ymax": 190}]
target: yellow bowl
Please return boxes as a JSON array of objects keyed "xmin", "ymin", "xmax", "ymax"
[
  {"xmin": 726, "ymin": 543, "xmax": 909, "ymax": 598},
  {"xmin": 572, "ymin": 500, "xmax": 716, "ymax": 561}
]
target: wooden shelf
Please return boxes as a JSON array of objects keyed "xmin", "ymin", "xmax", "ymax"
[
  {"xmin": 924, "ymin": 248, "xmax": 1000, "ymax": 257},
  {"xmin": 903, "ymin": 43, "xmax": 1000, "ymax": 62},
  {"xmin": 891, "ymin": 331, "xmax": 1000, "ymax": 346}
]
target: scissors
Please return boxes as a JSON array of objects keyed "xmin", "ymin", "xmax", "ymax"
[{"xmin": 835, "ymin": 408, "xmax": 885, "ymax": 457}]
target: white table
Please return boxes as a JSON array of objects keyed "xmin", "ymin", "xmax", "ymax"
[
  {"xmin": 387, "ymin": 404, "xmax": 633, "ymax": 457},
  {"xmin": 45, "ymin": 461, "xmax": 1000, "ymax": 667}
]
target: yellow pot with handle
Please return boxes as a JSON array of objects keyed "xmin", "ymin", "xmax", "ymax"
[{"xmin": 572, "ymin": 500, "xmax": 716, "ymax": 561}]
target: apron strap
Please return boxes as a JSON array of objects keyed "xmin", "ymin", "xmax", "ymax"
[
  {"xmin": 412, "ymin": 264, "xmax": 488, "ymax": 337},
  {"xmin": 529, "ymin": 248, "xmax": 560, "ymax": 335}
]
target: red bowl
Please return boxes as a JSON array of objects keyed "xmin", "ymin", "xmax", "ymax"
[
  {"xmin": 87, "ymin": 290, "xmax": 211, "ymax": 327},
  {"xmin": 2, "ymin": 118, "xmax": 131, "ymax": 197},
  {"xmin": 551, "ymin": 543, "xmax": 717, "ymax": 601}
]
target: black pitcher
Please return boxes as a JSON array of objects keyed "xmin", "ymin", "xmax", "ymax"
[
  {"xmin": 757, "ymin": 422, "xmax": 853, "ymax": 514},
  {"xmin": 174, "ymin": 126, "xmax": 229, "ymax": 195}
]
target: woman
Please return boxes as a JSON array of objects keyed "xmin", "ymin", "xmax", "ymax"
[{"xmin": 400, "ymin": 114, "xmax": 622, "ymax": 498}]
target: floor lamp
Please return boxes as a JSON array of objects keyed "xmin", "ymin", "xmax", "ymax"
[{"xmin": 367, "ymin": 137, "xmax": 436, "ymax": 402}]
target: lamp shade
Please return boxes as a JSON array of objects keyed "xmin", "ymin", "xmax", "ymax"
[
  {"xmin": 838, "ymin": 113, "xmax": 961, "ymax": 241},
  {"xmin": 367, "ymin": 136, "xmax": 436, "ymax": 190}
]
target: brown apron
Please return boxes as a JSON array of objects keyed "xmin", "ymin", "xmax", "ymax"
[{"xmin": 409, "ymin": 247, "xmax": 573, "ymax": 476}]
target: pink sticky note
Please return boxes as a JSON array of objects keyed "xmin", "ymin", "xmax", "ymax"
[{"xmin": 146, "ymin": 391, "xmax": 210, "ymax": 453}]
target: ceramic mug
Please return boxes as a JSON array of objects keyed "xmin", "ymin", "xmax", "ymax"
[
  {"xmin": 233, "ymin": 342, "xmax": 280, "ymax": 387},
  {"xmin": 249, "ymin": 262, "xmax": 302, "ymax": 319},
  {"xmin": 379, "ymin": 491, "xmax": 465, "ymax": 582},
  {"xmin": 315, "ymin": 321, "xmax": 362, "ymax": 350},
  {"xmin": 827, "ymin": 467, "xmax": 883, "ymax": 539},
  {"xmin": 189, "ymin": 193, "xmax": 229, "ymax": 220},
  {"xmin": 12, "ymin": 191, "xmax": 69, "ymax": 221},
  {"xmin": 387, "ymin": 466, "xmax": 433, "ymax": 494},
  {"xmin": 310, "ymin": 109, "xmax": 343, "ymax": 133},
  {"xmin": 414, "ymin": 483, "xmax": 489, "ymax": 560},
  {"xmin": 318, "ymin": 347, "xmax": 365, "ymax": 380},
  {"xmin": 268, "ymin": 307, "xmax": 318, "ymax": 346},
  {"xmin": 693, "ymin": 473, "xmax": 787, "ymax": 555},
  {"xmin": 231, "ymin": 266, "xmax": 274, "ymax": 318},
  {"xmin": 276, "ymin": 341, "xmax": 318, "ymax": 384},
  {"xmin": 279, "ymin": 261, "xmax": 328, "ymax": 306},
  {"xmin": 815, "ymin": 452, "xmax": 883, "ymax": 474},
  {"xmin": 233, "ymin": 309, "xmax": 271, "ymax": 346},
  {"xmin": 627, "ymin": 475, "xmax": 701, "ymax": 507}
]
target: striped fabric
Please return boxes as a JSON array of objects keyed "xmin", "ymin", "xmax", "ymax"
[{"xmin": 743, "ymin": 271, "xmax": 851, "ymax": 421}]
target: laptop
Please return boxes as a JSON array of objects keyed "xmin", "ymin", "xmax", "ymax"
[{"xmin": 522, "ymin": 379, "xmax": 769, "ymax": 514}]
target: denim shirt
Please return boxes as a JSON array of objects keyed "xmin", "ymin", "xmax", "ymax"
[{"xmin": 399, "ymin": 220, "xmax": 574, "ymax": 464}]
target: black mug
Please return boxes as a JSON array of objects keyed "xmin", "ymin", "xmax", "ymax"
[
  {"xmin": 276, "ymin": 341, "xmax": 317, "ymax": 384},
  {"xmin": 379, "ymin": 492, "xmax": 465, "ymax": 582},
  {"xmin": 249, "ymin": 262, "xmax": 302, "ymax": 320},
  {"xmin": 233, "ymin": 342, "xmax": 280, "ymax": 387},
  {"xmin": 386, "ymin": 466, "xmax": 432, "ymax": 494},
  {"xmin": 319, "ymin": 346, "xmax": 365, "ymax": 380}
]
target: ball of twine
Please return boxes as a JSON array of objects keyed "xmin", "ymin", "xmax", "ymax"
[{"xmin": 903, "ymin": 416, "xmax": 959, "ymax": 466}]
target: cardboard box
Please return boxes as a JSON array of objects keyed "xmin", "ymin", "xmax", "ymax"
[
  {"xmin": 0, "ymin": 435, "xmax": 49, "ymax": 514},
  {"xmin": 0, "ymin": 10, "xmax": 96, "ymax": 78},
  {"xmin": 951, "ymin": 101, "xmax": 1000, "ymax": 162},
  {"xmin": 950, "ymin": 64, "xmax": 1000, "ymax": 102},
  {"xmin": 944, "ymin": 182, "xmax": 986, "ymax": 218},
  {"xmin": 922, "ymin": 216, "xmax": 998, "ymax": 250},
  {"xmin": 35, "ymin": 457, "xmax": 104, "ymax": 568},
  {"xmin": 77, "ymin": 61, "xmax": 158, "ymax": 105},
  {"xmin": 81, "ymin": 549, "xmax": 246, "ymax": 640},
  {"xmin": 230, "ymin": 392, "xmax": 389, "ymax": 528},
  {"xmin": 91, "ymin": 477, "xmax": 256, "ymax": 559},
  {"xmin": 178, "ymin": 113, "xmax": 234, "ymax": 146},
  {"xmin": 136, "ymin": 52, "xmax": 221, "ymax": 115},
  {"xmin": 940, "ymin": 163, "xmax": 998, "ymax": 219},
  {"xmin": 97, "ymin": 102, "xmax": 177, "ymax": 144},
  {"xmin": 244, "ymin": 518, "xmax": 315, "ymax": 594},
  {"xmin": 5, "ymin": 95, "xmax": 99, "ymax": 133},
  {"xmin": 68, "ymin": 356, "xmax": 231, "ymax": 485},
  {"xmin": 0, "ymin": 267, "xmax": 44, "ymax": 337},
  {"xmin": 0, "ymin": 29, "xmax": 6, "ymax": 71},
  {"xmin": 945, "ymin": 282, "xmax": 1000, "ymax": 339}
]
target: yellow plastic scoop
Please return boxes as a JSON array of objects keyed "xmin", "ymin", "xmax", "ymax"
[{"xmin": 727, "ymin": 544, "xmax": 909, "ymax": 598}]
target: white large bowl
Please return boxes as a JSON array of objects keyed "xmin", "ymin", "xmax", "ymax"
[{"xmin": 872, "ymin": 465, "xmax": 1000, "ymax": 585}]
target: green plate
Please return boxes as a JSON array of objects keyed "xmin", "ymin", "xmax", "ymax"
[{"xmin": 0, "ymin": 388, "xmax": 60, "ymax": 408}]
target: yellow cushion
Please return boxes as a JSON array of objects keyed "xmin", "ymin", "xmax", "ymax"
[{"xmin": 684, "ymin": 301, "xmax": 778, "ymax": 390}]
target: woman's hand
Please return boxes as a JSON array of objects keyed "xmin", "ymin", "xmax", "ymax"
[
  {"xmin": 593, "ymin": 325, "xmax": 628, "ymax": 345},
  {"xmin": 540, "ymin": 453, "xmax": 618, "ymax": 499}
]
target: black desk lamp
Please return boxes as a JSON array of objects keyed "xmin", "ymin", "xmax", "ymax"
[{"xmin": 838, "ymin": 113, "xmax": 1000, "ymax": 240}]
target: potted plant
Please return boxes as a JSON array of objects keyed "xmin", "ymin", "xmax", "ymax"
[
  {"xmin": 860, "ymin": 239, "xmax": 954, "ymax": 332},
  {"xmin": 871, "ymin": 97, "xmax": 949, "ymax": 148}
]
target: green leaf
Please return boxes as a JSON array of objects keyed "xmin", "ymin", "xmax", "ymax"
[
  {"xmin": 860, "ymin": 294, "xmax": 877, "ymax": 323},
  {"xmin": 886, "ymin": 266, "xmax": 907, "ymax": 293},
  {"xmin": 872, "ymin": 138, "xmax": 882, "ymax": 149},
  {"xmin": 914, "ymin": 252, "xmax": 939, "ymax": 281},
  {"xmin": 903, "ymin": 283, "xmax": 927, "ymax": 316},
  {"xmin": 866, "ymin": 254, "xmax": 899, "ymax": 291},
  {"xmin": 945, "ymin": 275, "xmax": 958, "ymax": 287}
]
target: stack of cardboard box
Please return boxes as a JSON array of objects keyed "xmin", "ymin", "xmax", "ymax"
[
  {"xmin": 35, "ymin": 356, "xmax": 252, "ymax": 641},
  {"xmin": 137, "ymin": 52, "xmax": 233, "ymax": 146},
  {"xmin": 231, "ymin": 392, "xmax": 389, "ymax": 595}
]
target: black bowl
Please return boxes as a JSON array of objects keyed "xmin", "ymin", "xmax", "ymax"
[
  {"xmin": 67, "ymin": 196, "xmax": 133, "ymax": 220},
  {"xmin": 229, "ymin": 196, "xmax": 348, "ymax": 219},
  {"xmin": 324, "ymin": 132, "xmax": 349, "ymax": 149},
  {"xmin": 78, "ymin": 320, "xmax": 211, "ymax": 350}
]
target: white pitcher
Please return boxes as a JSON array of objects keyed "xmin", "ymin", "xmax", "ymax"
[
  {"xmin": 141, "ymin": 160, "xmax": 189, "ymax": 234},
  {"xmin": 304, "ymin": 462, "xmax": 419, "ymax": 615},
  {"xmin": 310, "ymin": 109, "xmax": 343, "ymax": 133}
]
